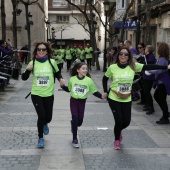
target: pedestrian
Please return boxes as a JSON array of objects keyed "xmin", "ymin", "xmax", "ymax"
[
  {"xmin": 20, "ymin": 45, "xmax": 29, "ymax": 64},
  {"xmin": 124, "ymin": 40, "xmax": 140, "ymax": 101},
  {"xmin": 0, "ymin": 40, "xmax": 12, "ymax": 59},
  {"xmin": 146, "ymin": 42, "xmax": 170, "ymax": 124},
  {"xmin": 55, "ymin": 51, "xmax": 64, "ymax": 73},
  {"xmin": 60, "ymin": 62, "xmax": 107, "ymax": 148},
  {"xmin": 7, "ymin": 39, "xmax": 12, "ymax": 50},
  {"xmin": 65, "ymin": 45, "xmax": 73, "ymax": 72},
  {"xmin": 85, "ymin": 43, "xmax": 93, "ymax": 71},
  {"xmin": 142, "ymin": 45, "xmax": 156, "ymax": 115},
  {"xmin": 102, "ymin": 46, "xmax": 170, "ymax": 150},
  {"xmin": 136, "ymin": 42, "xmax": 146, "ymax": 105},
  {"xmin": 21, "ymin": 42, "xmax": 65, "ymax": 148}
]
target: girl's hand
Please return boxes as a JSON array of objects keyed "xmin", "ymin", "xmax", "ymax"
[
  {"xmin": 59, "ymin": 78, "xmax": 66, "ymax": 87},
  {"xmin": 102, "ymin": 93, "xmax": 107, "ymax": 99},
  {"xmin": 27, "ymin": 65, "xmax": 33, "ymax": 71}
]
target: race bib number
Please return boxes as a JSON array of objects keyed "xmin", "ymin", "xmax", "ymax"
[
  {"xmin": 118, "ymin": 83, "xmax": 131, "ymax": 93},
  {"xmin": 73, "ymin": 84, "xmax": 87, "ymax": 96},
  {"xmin": 37, "ymin": 76, "xmax": 49, "ymax": 86}
]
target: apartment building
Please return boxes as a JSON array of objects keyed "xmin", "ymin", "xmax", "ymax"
[
  {"xmin": 0, "ymin": 0, "xmax": 48, "ymax": 49},
  {"xmin": 127, "ymin": 0, "xmax": 170, "ymax": 49},
  {"xmin": 47, "ymin": 0, "xmax": 105, "ymax": 49}
]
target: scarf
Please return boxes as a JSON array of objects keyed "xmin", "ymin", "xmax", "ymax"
[{"xmin": 35, "ymin": 55, "xmax": 48, "ymax": 63}]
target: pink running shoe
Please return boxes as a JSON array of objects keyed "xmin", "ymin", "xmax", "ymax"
[
  {"xmin": 114, "ymin": 140, "xmax": 120, "ymax": 150},
  {"xmin": 120, "ymin": 132, "xmax": 123, "ymax": 143}
]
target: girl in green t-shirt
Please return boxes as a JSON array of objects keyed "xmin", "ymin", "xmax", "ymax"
[
  {"xmin": 22, "ymin": 42, "xmax": 65, "ymax": 148},
  {"xmin": 60, "ymin": 62, "xmax": 107, "ymax": 148}
]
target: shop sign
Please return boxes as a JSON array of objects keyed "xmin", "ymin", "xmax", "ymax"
[{"xmin": 114, "ymin": 20, "xmax": 138, "ymax": 29}]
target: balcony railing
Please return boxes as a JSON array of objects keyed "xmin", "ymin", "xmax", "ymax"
[
  {"xmin": 151, "ymin": 0, "xmax": 167, "ymax": 7},
  {"xmin": 141, "ymin": 0, "xmax": 169, "ymax": 13}
]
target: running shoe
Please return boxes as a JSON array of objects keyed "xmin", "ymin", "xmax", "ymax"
[
  {"xmin": 43, "ymin": 124, "xmax": 49, "ymax": 135},
  {"xmin": 72, "ymin": 139, "xmax": 79, "ymax": 148},
  {"xmin": 114, "ymin": 140, "xmax": 120, "ymax": 150},
  {"xmin": 37, "ymin": 138, "xmax": 44, "ymax": 148}
]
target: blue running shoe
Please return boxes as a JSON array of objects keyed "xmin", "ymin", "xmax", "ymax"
[
  {"xmin": 37, "ymin": 138, "xmax": 44, "ymax": 148},
  {"xmin": 43, "ymin": 124, "xmax": 49, "ymax": 135}
]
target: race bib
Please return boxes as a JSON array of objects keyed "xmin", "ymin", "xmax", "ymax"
[
  {"xmin": 37, "ymin": 76, "xmax": 49, "ymax": 86},
  {"xmin": 118, "ymin": 83, "xmax": 131, "ymax": 93},
  {"xmin": 73, "ymin": 84, "xmax": 87, "ymax": 96}
]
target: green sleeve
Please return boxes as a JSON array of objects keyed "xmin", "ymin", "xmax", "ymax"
[
  {"xmin": 105, "ymin": 65, "xmax": 112, "ymax": 78},
  {"xmin": 89, "ymin": 79, "xmax": 98, "ymax": 93},
  {"xmin": 51, "ymin": 59, "xmax": 59, "ymax": 72}
]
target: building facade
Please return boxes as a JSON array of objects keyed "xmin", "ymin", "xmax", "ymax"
[
  {"xmin": 0, "ymin": 0, "xmax": 48, "ymax": 49},
  {"xmin": 48, "ymin": 0, "xmax": 105, "ymax": 49},
  {"xmin": 127, "ymin": 0, "xmax": 170, "ymax": 50}
]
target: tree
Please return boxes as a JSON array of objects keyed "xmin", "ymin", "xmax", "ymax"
[
  {"xmin": 1, "ymin": 0, "xmax": 6, "ymax": 40},
  {"xmin": 19, "ymin": 0, "xmax": 38, "ymax": 62},
  {"xmin": 119, "ymin": 0, "xmax": 135, "ymax": 42},
  {"xmin": 65, "ymin": 0, "xmax": 101, "ymax": 70},
  {"xmin": 145, "ymin": 0, "xmax": 151, "ymax": 45}
]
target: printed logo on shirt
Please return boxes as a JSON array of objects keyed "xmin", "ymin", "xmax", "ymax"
[{"xmin": 73, "ymin": 84, "xmax": 87, "ymax": 96}]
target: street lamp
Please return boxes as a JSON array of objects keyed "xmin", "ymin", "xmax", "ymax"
[
  {"xmin": 51, "ymin": 27, "xmax": 55, "ymax": 39},
  {"xmin": 25, "ymin": 12, "xmax": 33, "ymax": 29},
  {"xmin": 103, "ymin": 0, "xmax": 110, "ymax": 72},
  {"xmin": 45, "ymin": 20, "xmax": 51, "ymax": 41}
]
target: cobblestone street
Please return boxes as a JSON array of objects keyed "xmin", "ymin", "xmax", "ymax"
[{"xmin": 0, "ymin": 62, "xmax": 170, "ymax": 170}]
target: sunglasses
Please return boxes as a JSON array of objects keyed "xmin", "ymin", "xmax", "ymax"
[
  {"xmin": 138, "ymin": 47, "xmax": 143, "ymax": 49},
  {"xmin": 119, "ymin": 52, "xmax": 129, "ymax": 56},
  {"xmin": 37, "ymin": 48, "xmax": 47, "ymax": 52}
]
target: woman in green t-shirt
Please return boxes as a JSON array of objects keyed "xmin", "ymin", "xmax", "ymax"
[
  {"xmin": 102, "ymin": 46, "xmax": 170, "ymax": 150},
  {"xmin": 22, "ymin": 42, "xmax": 64, "ymax": 148}
]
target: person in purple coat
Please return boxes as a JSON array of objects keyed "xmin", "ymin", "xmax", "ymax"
[
  {"xmin": 146, "ymin": 42, "xmax": 170, "ymax": 124},
  {"xmin": 142, "ymin": 45, "xmax": 156, "ymax": 115},
  {"xmin": 0, "ymin": 40, "xmax": 12, "ymax": 59}
]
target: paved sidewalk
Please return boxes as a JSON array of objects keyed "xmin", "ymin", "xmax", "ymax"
[{"xmin": 0, "ymin": 60, "xmax": 170, "ymax": 170}]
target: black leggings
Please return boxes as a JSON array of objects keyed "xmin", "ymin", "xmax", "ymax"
[
  {"xmin": 108, "ymin": 98, "xmax": 131, "ymax": 140},
  {"xmin": 154, "ymin": 84, "xmax": 169, "ymax": 119},
  {"xmin": 143, "ymin": 79, "xmax": 154, "ymax": 108},
  {"xmin": 66, "ymin": 59, "xmax": 72, "ymax": 71},
  {"xmin": 86, "ymin": 58, "xmax": 92, "ymax": 70},
  {"xmin": 31, "ymin": 95, "xmax": 54, "ymax": 138}
]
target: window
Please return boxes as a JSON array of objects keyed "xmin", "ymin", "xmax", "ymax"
[
  {"xmin": 53, "ymin": 0, "xmax": 68, "ymax": 7},
  {"xmin": 56, "ymin": 15, "xmax": 69, "ymax": 23},
  {"xmin": 122, "ymin": 0, "xmax": 124, "ymax": 8},
  {"xmin": 80, "ymin": 0, "xmax": 85, "ymax": 5}
]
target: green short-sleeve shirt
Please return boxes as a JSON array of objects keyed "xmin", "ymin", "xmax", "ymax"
[
  {"xmin": 105, "ymin": 62, "xmax": 144, "ymax": 102},
  {"xmin": 68, "ymin": 76, "xmax": 98, "ymax": 99},
  {"xmin": 27, "ymin": 59, "xmax": 59, "ymax": 97}
]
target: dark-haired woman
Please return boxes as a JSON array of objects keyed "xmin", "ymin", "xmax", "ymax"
[
  {"xmin": 102, "ymin": 47, "xmax": 170, "ymax": 150},
  {"xmin": 60, "ymin": 62, "xmax": 107, "ymax": 148},
  {"xmin": 136, "ymin": 42, "xmax": 146, "ymax": 105},
  {"xmin": 22, "ymin": 42, "xmax": 65, "ymax": 148},
  {"xmin": 146, "ymin": 42, "xmax": 170, "ymax": 124},
  {"xmin": 142, "ymin": 45, "xmax": 156, "ymax": 115}
]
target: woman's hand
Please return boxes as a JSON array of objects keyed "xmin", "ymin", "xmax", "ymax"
[
  {"xmin": 27, "ymin": 65, "xmax": 33, "ymax": 71},
  {"xmin": 168, "ymin": 64, "xmax": 170, "ymax": 69},
  {"xmin": 59, "ymin": 78, "xmax": 66, "ymax": 87}
]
